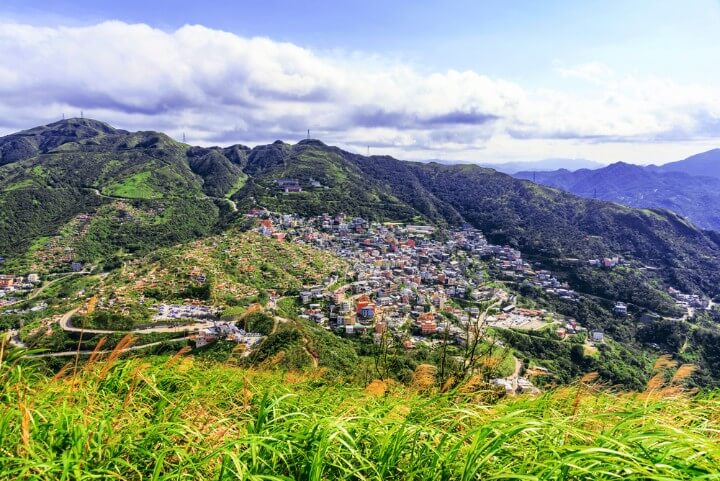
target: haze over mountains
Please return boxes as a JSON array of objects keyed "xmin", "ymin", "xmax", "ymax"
[{"xmin": 515, "ymin": 149, "xmax": 720, "ymax": 231}]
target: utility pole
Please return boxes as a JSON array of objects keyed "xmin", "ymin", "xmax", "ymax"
[
  {"xmin": 182, "ymin": 132, "xmax": 186, "ymax": 143},
  {"xmin": 367, "ymin": 145, "xmax": 370, "ymax": 156},
  {"xmin": 307, "ymin": 129, "xmax": 310, "ymax": 140},
  {"xmin": 62, "ymin": 113, "xmax": 65, "ymax": 121},
  {"xmin": 80, "ymin": 111, "xmax": 84, "ymax": 119}
]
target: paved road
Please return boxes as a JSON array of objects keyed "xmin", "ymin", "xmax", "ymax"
[
  {"xmin": 1, "ymin": 271, "xmax": 92, "ymax": 309},
  {"xmin": 58, "ymin": 307, "xmax": 219, "ymax": 335},
  {"xmin": 209, "ymin": 196, "xmax": 238, "ymax": 212},
  {"xmin": 26, "ymin": 336, "xmax": 190, "ymax": 358},
  {"xmin": 84, "ymin": 187, "xmax": 238, "ymax": 213}
]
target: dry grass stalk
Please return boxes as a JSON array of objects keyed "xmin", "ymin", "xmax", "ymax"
[
  {"xmin": 52, "ymin": 361, "xmax": 75, "ymax": 381},
  {"xmin": 654, "ymin": 354, "xmax": 677, "ymax": 371},
  {"xmin": 646, "ymin": 373, "xmax": 666, "ymax": 392},
  {"xmin": 671, "ymin": 364, "xmax": 696, "ymax": 385},
  {"xmin": 98, "ymin": 334, "xmax": 135, "ymax": 381},
  {"xmin": 165, "ymin": 346, "xmax": 192, "ymax": 369},
  {"xmin": 365, "ymin": 379, "xmax": 387, "ymax": 397},
  {"xmin": 441, "ymin": 375, "xmax": 456, "ymax": 393},
  {"xmin": 84, "ymin": 336, "xmax": 108, "ymax": 372},
  {"xmin": 411, "ymin": 364, "xmax": 437, "ymax": 393}
]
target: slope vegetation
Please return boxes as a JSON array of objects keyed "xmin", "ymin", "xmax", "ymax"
[{"xmin": 0, "ymin": 351, "xmax": 717, "ymax": 480}]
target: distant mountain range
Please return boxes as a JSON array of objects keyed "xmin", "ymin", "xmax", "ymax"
[
  {"xmin": 649, "ymin": 149, "xmax": 720, "ymax": 179},
  {"xmin": 514, "ymin": 149, "xmax": 720, "ymax": 231},
  {"xmin": 427, "ymin": 157, "xmax": 605, "ymax": 173}
]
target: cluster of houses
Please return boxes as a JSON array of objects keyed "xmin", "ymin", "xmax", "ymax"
[
  {"xmin": 668, "ymin": 287, "xmax": 711, "ymax": 311},
  {"xmin": 0, "ymin": 273, "xmax": 41, "ymax": 306},
  {"xmin": 274, "ymin": 177, "xmax": 327, "ymax": 193},
  {"xmin": 250, "ymin": 212, "xmax": 584, "ymax": 356},
  {"xmin": 492, "ymin": 376, "xmax": 540, "ymax": 395},
  {"xmin": 152, "ymin": 303, "xmax": 218, "ymax": 321},
  {"xmin": 193, "ymin": 322, "xmax": 263, "ymax": 350},
  {"xmin": 588, "ymin": 256, "xmax": 624, "ymax": 268}
]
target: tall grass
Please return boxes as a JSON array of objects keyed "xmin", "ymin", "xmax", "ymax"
[{"xmin": 1, "ymin": 345, "xmax": 719, "ymax": 480}]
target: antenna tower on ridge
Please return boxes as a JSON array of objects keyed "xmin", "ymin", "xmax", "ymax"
[{"xmin": 307, "ymin": 129, "xmax": 310, "ymax": 140}]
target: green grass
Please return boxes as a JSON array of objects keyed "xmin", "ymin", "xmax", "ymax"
[
  {"xmin": 1, "ymin": 350, "xmax": 719, "ymax": 480},
  {"xmin": 104, "ymin": 171, "xmax": 162, "ymax": 199},
  {"xmin": 2, "ymin": 178, "xmax": 34, "ymax": 192},
  {"xmin": 225, "ymin": 173, "xmax": 248, "ymax": 198}
]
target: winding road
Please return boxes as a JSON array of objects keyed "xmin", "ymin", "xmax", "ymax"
[
  {"xmin": 25, "ymin": 336, "xmax": 190, "ymax": 358},
  {"xmin": 83, "ymin": 187, "xmax": 238, "ymax": 212},
  {"xmin": 58, "ymin": 307, "xmax": 219, "ymax": 335}
]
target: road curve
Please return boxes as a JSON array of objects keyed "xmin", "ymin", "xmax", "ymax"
[
  {"xmin": 59, "ymin": 307, "xmax": 218, "ymax": 334},
  {"xmin": 26, "ymin": 336, "xmax": 190, "ymax": 358}
]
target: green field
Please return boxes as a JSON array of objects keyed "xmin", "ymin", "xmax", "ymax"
[{"xmin": 104, "ymin": 171, "xmax": 162, "ymax": 199}]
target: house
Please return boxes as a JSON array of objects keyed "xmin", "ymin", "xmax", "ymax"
[
  {"xmin": 246, "ymin": 207, "xmax": 268, "ymax": 218},
  {"xmin": 0, "ymin": 275, "xmax": 14, "ymax": 288},
  {"xmin": 613, "ymin": 302, "xmax": 628, "ymax": 316},
  {"xmin": 71, "ymin": 262, "xmax": 83, "ymax": 272},
  {"xmin": 275, "ymin": 178, "xmax": 300, "ymax": 188},
  {"xmin": 359, "ymin": 305, "xmax": 375, "ymax": 319},
  {"xmin": 591, "ymin": 330, "xmax": 605, "ymax": 342},
  {"xmin": 420, "ymin": 319, "xmax": 437, "ymax": 335}
]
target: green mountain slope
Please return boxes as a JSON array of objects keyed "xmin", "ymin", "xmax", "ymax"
[
  {"xmin": 234, "ymin": 140, "xmax": 429, "ymax": 221},
  {"xmin": 514, "ymin": 162, "xmax": 720, "ymax": 231},
  {"xmin": 3, "ymin": 119, "xmax": 720, "ymax": 314},
  {"xmin": 0, "ymin": 120, "xmax": 260, "ymax": 264}
]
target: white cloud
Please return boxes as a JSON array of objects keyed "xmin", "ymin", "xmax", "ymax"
[{"xmin": 0, "ymin": 21, "xmax": 718, "ymax": 163}]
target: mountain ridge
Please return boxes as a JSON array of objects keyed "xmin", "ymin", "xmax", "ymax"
[
  {"xmin": 2, "ymin": 118, "xmax": 720, "ymax": 306},
  {"xmin": 515, "ymin": 153, "xmax": 720, "ymax": 231}
]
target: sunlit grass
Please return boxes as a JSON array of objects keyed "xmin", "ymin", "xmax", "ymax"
[{"xmin": 1, "ymin": 343, "xmax": 719, "ymax": 480}]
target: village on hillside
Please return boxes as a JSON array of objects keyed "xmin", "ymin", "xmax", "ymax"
[{"xmin": 2, "ymin": 204, "xmax": 713, "ymax": 394}]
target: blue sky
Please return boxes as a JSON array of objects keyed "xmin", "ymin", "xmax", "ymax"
[{"xmin": 1, "ymin": 0, "xmax": 719, "ymax": 164}]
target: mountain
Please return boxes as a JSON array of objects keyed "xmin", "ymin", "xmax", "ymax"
[
  {"xmin": 515, "ymin": 161, "xmax": 720, "ymax": 231},
  {"xmin": 652, "ymin": 148, "xmax": 720, "ymax": 179},
  {"xmin": 479, "ymin": 158, "xmax": 605, "ymax": 174},
  {"xmin": 425, "ymin": 158, "xmax": 605, "ymax": 173},
  {"xmin": 3, "ymin": 118, "xmax": 720, "ymax": 312}
]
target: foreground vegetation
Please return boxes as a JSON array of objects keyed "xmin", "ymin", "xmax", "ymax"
[{"xmin": 1, "ymin": 343, "xmax": 717, "ymax": 480}]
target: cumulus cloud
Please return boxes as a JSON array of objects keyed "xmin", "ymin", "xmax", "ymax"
[{"xmin": 0, "ymin": 20, "xmax": 719, "ymax": 162}]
